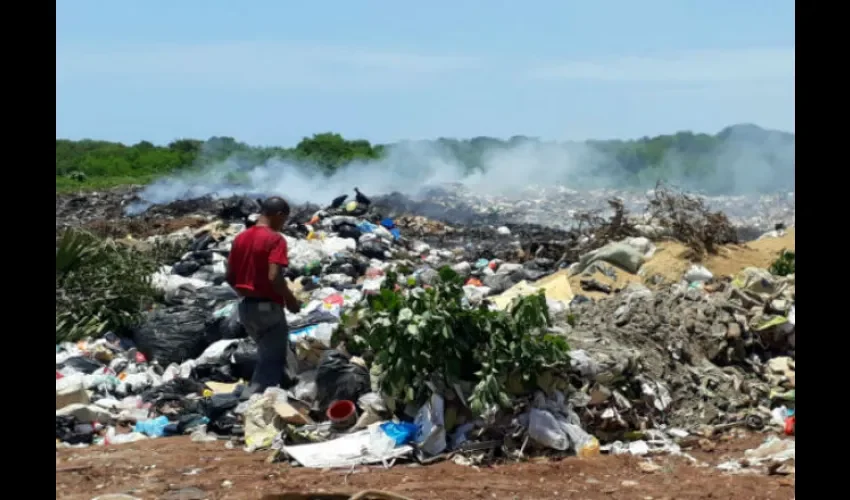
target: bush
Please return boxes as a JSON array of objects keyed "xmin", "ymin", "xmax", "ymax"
[
  {"xmin": 344, "ymin": 267, "xmax": 570, "ymax": 415},
  {"xmin": 769, "ymin": 249, "xmax": 795, "ymax": 276},
  {"xmin": 56, "ymin": 229, "xmax": 162, "ymax": 343}
]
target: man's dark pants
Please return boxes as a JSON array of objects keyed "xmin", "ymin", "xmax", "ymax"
[{"xmin": 237, "ymin": 298, "xmax": 291, "ymax": 400}]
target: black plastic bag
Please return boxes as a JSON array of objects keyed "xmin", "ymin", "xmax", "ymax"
[
  {"xmin": 315, "ymin": 350, "xmax": 370, "ymax": 412},
  {"xmin": 141, "ymin": 378, "xmax": 207, "ymax": 418},
  {"xmin": 191, "ymin": 233, "xmax": 215, "ymax": 252},
  {"xmin": 205, "ymin": 304, "xmax": 246, "ymax": 340},
  {"xmin": 217, "ymin": 196, "xmax": 260, "ymax": 221},
  {"xmin": 288, "ymin": 310, "xmax": 339, "ymax": 330},
  {"xmin": 194, "ymin": 285, "xmax": 239, "ymax": 304},
  {"xmin": 570, "ymin": 295, "xmax": 592, "ymax": 307},
  {"xmin": 334, "ymin": 223, "xmax": 362, "ymax": 241},
  {"xmin": 142, "ymin": 378, "xmax": 207, "ymax": 402},
  {"xmin": 208, "ymin": 414, "xmax": 240, "ymax": 435},
  {"xmin": 204, "ymin": 393, "xmax": 240, "ymax": 421},
  {"xmin": 521, "ymin": 269, "xmax": 547, "ymax": 281},
  {"xmin": 358, "ymin": 240, "xmax": 388, "ymax": 260},
  {"xmin": 164, "ymin": 285, "xmax": 238, "ymax": 308},
  {"xmin": 483, "ymin": 274, "xmax": 515, "ymax": 294},
  {"xmin": 190, "ymin": 250, "xmax": 215, "ymax": 265},
  {"xmin": 172, "ymin": 260, "xmax": 200, "ymax": 276},
  {"xmin": 193, "ymin": 363, "xmax": 239, "ymax": 383},
  {"xmin": 230, "ymin": 339, "xmax": 259, "ymax": 381},
  {"xmin": 203, "ymin": 393, "xmax": 242, "ymax": 435},
  {"xmin": 56, "ymin": 415, "xmax": 95, "ymax": 445},
  {"xmin": 58, "ymin": 356, "xmax": 105, "ymax": 374},
  {"xmin": 132, "ymin": 306, "xmax": 214, "ymax": 366}
]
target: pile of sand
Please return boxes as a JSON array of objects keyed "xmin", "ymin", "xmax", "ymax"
[{"xmin": 569, "ymin": 228, "xmax": 795, "ymax": 298}]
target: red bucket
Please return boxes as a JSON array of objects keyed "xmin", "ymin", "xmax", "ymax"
[{"xmin": 326, "ymin": 400, "xmax": 356, "ymax": 429}]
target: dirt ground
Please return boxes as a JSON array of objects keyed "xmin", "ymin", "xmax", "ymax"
[
  {"xmin": 569, "ymin": 229, "xmax": 795, "ymax": 298},
  {"xmin": 81, "ymin": 216, "xmax": 212, "ymax": 239},
  {"xmin": 56, "ymin": 434, "xmax": 794, "ymax": 500}
]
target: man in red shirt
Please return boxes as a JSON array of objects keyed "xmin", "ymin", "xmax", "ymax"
[{"xmin": 226, "ymin": 197, "xmax": 301, "ymax": 399}]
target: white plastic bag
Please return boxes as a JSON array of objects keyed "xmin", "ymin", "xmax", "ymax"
[
  {"xmin": 528, "ymin": 408, "xmax": 568, "ymax": 450},
  {"xmin": 196, "ymin": 339, "xmax": 240, "ymax": 365},
  {"xmin": 414, "ymin": 393, "xmax": 447, "ymax": 455},
  {"xmin": 684, "ymin": 265, "xmax": 713, "ymax": 283}
]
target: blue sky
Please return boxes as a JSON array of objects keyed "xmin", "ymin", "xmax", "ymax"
[{"xmin": 56, "ymin": 0, "xmax": 795, "ymax": 146}]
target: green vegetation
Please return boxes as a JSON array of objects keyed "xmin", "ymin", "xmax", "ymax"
[
  {"xmin": 56, "ymin": 124, "xmax": 794, "ymax": 194},
  {"xmin": 56, "ymin": 133, "xmax": 383, "ymax": 192},
  {"xmin": 769, "ymin": 249, "xmax": 796, "ymax": 277},
  {"xmin": 343, "ymin": 267, "xmax": 570, "ymax": 415},
  {"xmin": 55, "ymin": 229, "xmax": 186, "ymax": 343}
]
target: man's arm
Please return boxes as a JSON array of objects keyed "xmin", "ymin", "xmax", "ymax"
[
  {"xmin": 268, "ymin": 237, "xmax": 300, "ymax": 313},
  {"xmin": 269, "ymin": 263, "xmax": 300, "ymax": 313}
]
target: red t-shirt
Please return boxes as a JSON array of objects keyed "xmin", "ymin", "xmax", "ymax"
[{"xmin": 227, "ymin": 226, "xmax": 289, "ymax": 305}]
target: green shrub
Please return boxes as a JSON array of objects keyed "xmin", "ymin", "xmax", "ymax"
[
  {"xmin": 344, "ymin": 267, "xmax": 570, "ymax": 415},
  {"xmin": 769, "ymin": 249, "xmax": 795, "ymax": 276},
  {"xmin": 56, "ymin": 229, "xmax": 162, "ymax": 343}
]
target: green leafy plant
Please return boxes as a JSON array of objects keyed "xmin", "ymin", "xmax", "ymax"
[
  {"xmin": 56, "ymin": 229, "xmax": 162, "ymax": 343},
  {"xmin": 769, "ymin": 249, "xmax": 795, "ymax": 276},
  {"xmin": 344, "ymin": 267, "xmax": 570, "ymax": 415}
]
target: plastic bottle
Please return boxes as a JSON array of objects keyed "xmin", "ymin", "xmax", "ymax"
[{"xmin": 784, "ymin": 416, "xmax": 795, "ymax": 436}]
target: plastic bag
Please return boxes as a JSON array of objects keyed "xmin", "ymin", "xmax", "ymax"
[
  {"xmin": 684, "ymin": 264, "xmax": 713, "ymax": 283},
  {"xmin": 414, "ymin": 393, "xmax": 447, "ymax": 455},
  {"xmin": 289, "ymin": 323, "xmax": 335, "ymax": 348},
  {"xmin": 58, "ymin": 356, "xmax": 105, "ymax": 375},
  {"xmin": 208, "ymin": 302, "xmax": 246, "ymax": 339},
  {"xmin": 380, "ymin": 421, "xmax": 419, "ymax": 445},
  {"xmin": 230, "ymin": 338, "xmax": 259, "ymax": 381},
  {"xmin": 315, "ymin": 350, "xmax": 371, "ymax": 411},
  {"xmin": 527, "ymin": 408, "xmax": 568, "ymax": 450},
  {"xmin": 134, "ymin": 416, "xmax": 170, "ymax": 437},
  {"xmin": 482, "ymin": 274, "xmax": 515, "ymax": 294},
  {"xmin": 196, "ymin": 339, "xmax": 240, "ymax": 366},
  {"xmin": 292, "ymin": 370, "xmax": 318, "ymax": 402},
  {"xmin": 358, "ymin": 240, "xmax": 389, "ymax": 260},
  {"xmin": 132, "ymin": 306, "xmax": 214, "ymax": 366}
]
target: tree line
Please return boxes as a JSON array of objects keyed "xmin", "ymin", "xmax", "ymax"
[{"xmin": 56, "ymin": 125, "xmax": 794, "ymax": 194}]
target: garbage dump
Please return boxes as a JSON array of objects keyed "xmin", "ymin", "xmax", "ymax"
[{"xmin": 55, "ymin": 185, "xmax": 795, "ymax": 473}]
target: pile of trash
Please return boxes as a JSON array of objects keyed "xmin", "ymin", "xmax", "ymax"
[
  {"xmin": 55, "ymin": 187, "xmax": 796, "ymax": 471},
  {"xmin": 565, "ymin": 266, "xmax": 795, "ymax": 439},
  {"xmin": 56, "ymin": 184, "xmax": 795, "ymax": 241}
]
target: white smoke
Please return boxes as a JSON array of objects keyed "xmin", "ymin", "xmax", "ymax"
[
  {"xmin": 130, "ymin": 127, "xmax": 794, "ymax": 213},
  {"xmin": 131, "ymin": 139, "xmax": 602, "ymax": 211}
]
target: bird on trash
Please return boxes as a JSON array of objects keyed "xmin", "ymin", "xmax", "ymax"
[
  {"xmin": 329, "ymin": 194, "xmax": 348, "ymax": 209},
  {"xmin": 244, "ymin": 213, "xmax": 260, "ymax": 228},
  {"xmin": 354, "ymin": 187, "xmax": 371, "ymax": 205}
]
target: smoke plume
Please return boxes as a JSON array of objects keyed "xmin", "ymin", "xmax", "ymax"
[{"xmin": 129, "ymin": 125, "xmax": 795, "ymax": 214}]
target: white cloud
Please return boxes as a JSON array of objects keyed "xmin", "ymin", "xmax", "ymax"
[
  {"xmin": 55, "ymin": 41, "xmax": 479, "ymax": 91},
  {"xmin": 526, "ymin": 47, "xmax": 795, "ymax": 83}
]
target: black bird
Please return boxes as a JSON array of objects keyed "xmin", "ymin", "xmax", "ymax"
[
  {"xmin": 354, "ymin": 187, "xmax": 371, "ymax": 205},
  {"xmin": 329, "ymin": 194, "xmax": 348, "ymax": 209}
]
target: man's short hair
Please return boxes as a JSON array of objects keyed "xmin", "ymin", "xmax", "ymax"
[{"xmin": 259, "ymin": 196, "xmax": 290, "ymax": 216}]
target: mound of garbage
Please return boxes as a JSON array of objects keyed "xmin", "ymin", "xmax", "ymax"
[{"xmin": 55, "ymin": 186, "xmax": 796, "ymax": 470}]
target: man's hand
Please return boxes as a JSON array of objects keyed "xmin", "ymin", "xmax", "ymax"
[
  {"xmin": 285, "ymin": 297, "xmax": 302, "ymax": 314},
  {"xmin": 270, "ymin": 262, "xmax": 300, "ymax": 313}
]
